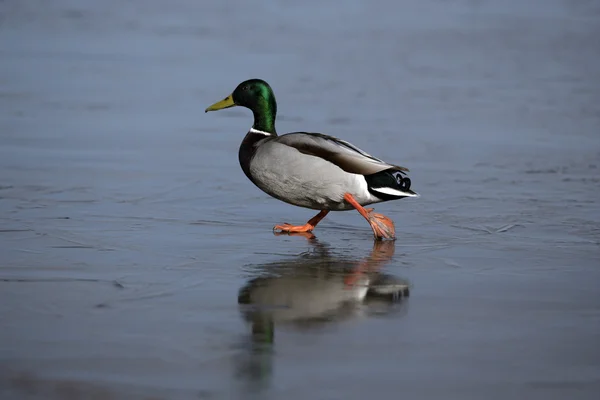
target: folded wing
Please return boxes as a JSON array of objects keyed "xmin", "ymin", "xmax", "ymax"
[{"xmin": 275, "ymin": 132, "xmax": 409, "ymax": 176}]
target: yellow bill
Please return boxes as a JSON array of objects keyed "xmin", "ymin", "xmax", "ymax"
[{"xmin": 205, "ymin": 94, "xmax": 236, "ymax": 112}]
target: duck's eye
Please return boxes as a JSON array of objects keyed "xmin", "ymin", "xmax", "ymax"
[{"xmin": 242, "ymin": 86, "xmax": 249, "ymax": 91}]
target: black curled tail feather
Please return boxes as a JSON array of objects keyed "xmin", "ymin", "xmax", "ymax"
[
  {"xmin": 364, "ymin": 169, "xmax": 417, "ymax": 201},
  {"xmin": 396, "ymin": 174, "xmax": 411, "ymax": 191}
]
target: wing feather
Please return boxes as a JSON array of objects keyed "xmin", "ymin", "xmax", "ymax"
[{"xmin": 274, "ymin": 132, "xmax": 409, "ymax": 175}]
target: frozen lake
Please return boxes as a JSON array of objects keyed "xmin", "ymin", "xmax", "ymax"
[{"xmin": 1, "ymin": 0, "xmax": 599, "ymax": 399}]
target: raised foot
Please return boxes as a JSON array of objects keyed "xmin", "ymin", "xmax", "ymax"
[{"xmin": 365, "ymin": 208, "xmax": 396, "ymax": 240}]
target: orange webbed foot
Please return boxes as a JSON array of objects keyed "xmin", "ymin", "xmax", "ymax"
[
  {"xmin": 343, "ymin": 193, "xmax": 396, "ymax": 240},
  {"xmin": 272, "ymin": 223, "xmax": 314, "ymax": 233},
  {"xmin": 272, "ymin": 210, "xmax": 329, "ymax": 238},
  {"xmin": 366, "ymin": 209, "xmax": 396, "ymax": 240}
]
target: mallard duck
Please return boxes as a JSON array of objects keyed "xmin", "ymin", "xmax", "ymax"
[{"xmin": 205, "ymin": 79, "xmax": 418, "ymax": 239}]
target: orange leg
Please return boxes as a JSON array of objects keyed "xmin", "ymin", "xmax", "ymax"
[
  {"xmin": 343, "ymin": 193, "xmax": 396, "ymax": 240},
  {"xmin": 273, "ymin": 210, "xmax": 330, "ymax": 234}
]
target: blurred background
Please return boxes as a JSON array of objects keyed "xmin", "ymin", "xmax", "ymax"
[{"xmin": 1, "ymin": 0, "xmax": 599, "ymax": 399}]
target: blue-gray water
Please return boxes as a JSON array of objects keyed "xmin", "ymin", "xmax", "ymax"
[{"xmin": 1, "ymin": 0, "xmax": 599, "ymax": 399}]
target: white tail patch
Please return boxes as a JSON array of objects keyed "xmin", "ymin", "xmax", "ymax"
[{"xmin": 371, "ymin": 187, "xmax": 420, "ymax": 197}]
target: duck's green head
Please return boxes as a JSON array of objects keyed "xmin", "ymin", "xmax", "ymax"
[{"xmin": 205, "ymin": 79, "xmax": 277, "ymax": 133}]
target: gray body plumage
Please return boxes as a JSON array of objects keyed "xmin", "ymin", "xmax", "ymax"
[
  {"xmin": 250, "ymin": 137, "xmax": 372, "ymax": 210},
  {"xmin": 241, "ymin": 129, "xmax": 417, "ymax": 211}
]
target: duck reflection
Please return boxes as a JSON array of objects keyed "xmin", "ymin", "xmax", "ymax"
[{"xmin": 237, "ymin": 240, "xmax": 410, "ymax": 343}]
